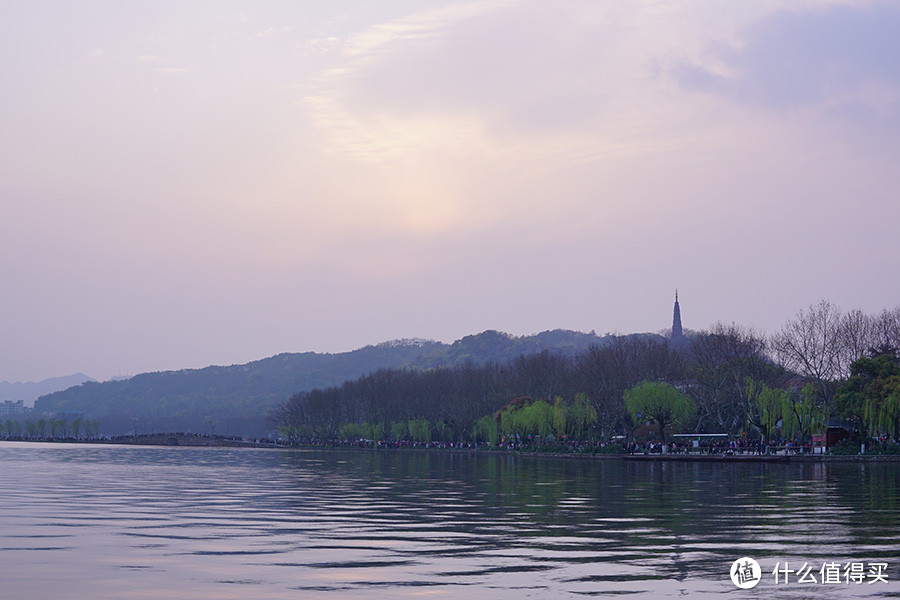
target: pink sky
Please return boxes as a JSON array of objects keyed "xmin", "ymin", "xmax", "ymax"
[{"xmin": 2, "ymin": 0, "xmax": 899, "ymax": 382}]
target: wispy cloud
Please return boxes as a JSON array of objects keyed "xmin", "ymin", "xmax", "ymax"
[
  {"xmin": 342, "ymin": 1, "xmax": 514, "ymax": 58},
  {"xmin": 671, "ymin": 3, "xmax": 900, "ymax": 123},
  {"xmin": 257, "ymin": 26, "xmax": 294, "ymax": 38},
  {"xmin": 300, "ymin": 1, "xmax": 517, "ymax": 161},
  {"xmin": 5, "ymin": 0, "xmax": 900, "ymax": 382},
  {"xmin": 300, "ymin": 1, "xmax": 685, "ymax": 164},
  {"xmin": 299, "ymin": 36, "xmax": 343, "ymax": 56}
]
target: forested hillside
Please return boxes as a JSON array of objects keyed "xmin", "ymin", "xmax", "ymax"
[
  {"xmin": 274, "ymin": 302, "xmax": 900, "ymax": 448},
  {"xmin": 33, "ymin": 329, "xmax": 612, "ymax": 436},
  {"xmin": 32, "ymin": 301, "xmax": 899, "ymax": 443},
  {"xmin": 274, "ymin": 328, "xmax": 779, "ymax": 444}
]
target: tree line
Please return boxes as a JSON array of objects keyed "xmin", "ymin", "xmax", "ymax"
[
  {"xmin": 0, "ymin": 416, "xmax": 101, "ymax": 440},
  {"xmin": 272, "ymin": 301, "xmax": 900, "ymax": 448}
]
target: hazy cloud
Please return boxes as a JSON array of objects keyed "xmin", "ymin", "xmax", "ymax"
[
  {"xmin": 302, "ymin": 1, "xmax": 690, "ymax": 164},
  {"xmin": 673, "ymin": 3, "xmax": 900, "ymax": 123},
  {"xmin": 2, "ymin": 0, "xmax": 899, "ymax": 382}
]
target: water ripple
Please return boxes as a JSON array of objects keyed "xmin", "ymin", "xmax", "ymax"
[{"xmin": 1, "ymin": 443, "xmax": 897, "ymax": 600}]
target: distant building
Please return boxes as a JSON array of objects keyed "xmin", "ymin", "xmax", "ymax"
[
  {"xmin": 672, "ymin": 291, "xmax": 683, "ymax": 339},
  {"xmin": 0, "ymin": 400, "xmax": 26, "ymax": 416}
]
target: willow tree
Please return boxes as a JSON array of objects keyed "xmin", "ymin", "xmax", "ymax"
[
  {"xmin": 782, "ymin": 383, "xmax": 826, "ymax": 443},
  {"xmin": 745, "ymin": 378, "xmax": 787, "ymax": 446},
  {"xmin": 408, "ymin": 419, "xmax": 432, "ymax": 443},
  {"xmin": 527, "ymin": 399, "xmax": 553, "ymax": 440},
  {"xmin": 472, "ymin": 415, "xmax": 498, "ymax": 444},
  {"xmin": 389, "ymin": 421, "xmax": 407, "ymax": 441},
  {"xmin": 624, "ymin": 382, "xmax": 695, "ymax": 445},
  {"xmin": 568, "ymin": 393, "xmax": 598, "ymax": 441},
  {"xmin": 552, "ymin": 397, "xmax": 567, "ymax": 440},
  {"xmin": 496, "ymin": 398, "xmax": 554, "ymax": 442},
  {"xmin": 837, "ymin": 353, "xmax": 900, "ymax": 438},
  {"xmin": 869, "ymin": 384, "xmax": 900, "ymax": 439},
  {"xmin": 499, "ymin": 402, "xmax": 522, "ymax": 439},
  {"xmin": 340, "ymin": 423, "xmax": 365, "ymax": 441}
]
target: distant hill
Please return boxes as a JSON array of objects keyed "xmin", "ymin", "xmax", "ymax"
[
  {"xmin": 0, "ymin": 373, "xmax": 94, "ymax": 407},
  {"xmin": 34, "ymin": 330, "xmax": 644, "ymax": 436}
]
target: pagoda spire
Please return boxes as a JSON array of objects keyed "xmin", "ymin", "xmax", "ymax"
[{"xmin": 672, "ymin": 290, "xmax": 683, "ymax": 338}]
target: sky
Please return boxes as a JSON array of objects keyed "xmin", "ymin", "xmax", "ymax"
[{"xmin": 2, "ymin": 0, "xmax": 899, "ymax": 383}]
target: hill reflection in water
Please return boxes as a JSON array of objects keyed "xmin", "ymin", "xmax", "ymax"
[{"xmin": 1, "ymin": 443, "xmax": 897, "ymax": 599}]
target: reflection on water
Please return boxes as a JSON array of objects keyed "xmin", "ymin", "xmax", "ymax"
[{"xmin": 0, "ymin": 442, "xmax": 897, "ymax": 599}]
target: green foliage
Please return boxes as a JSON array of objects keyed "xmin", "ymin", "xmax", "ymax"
[
  {"xmin": 837, "ymin": 354, "xmax": 900, "ymax": 438},
  {"xmin": 471, "ymin": 415, "xmax": 498, "ymax": 444},
  {"xmin": 407, "ymin": 419, "xmax": 432, "ymax": 443},
  {"xmin": 568, "ymin": 393, "xmax": 599, "ymax": 440},
  {"xmin": 334, "ymin": 421, "xmax": 389, "ymax": 443},
  {"xmin": 339, "ymin": 422, "xmax": 364, "ymax": 441},
  {"xmin": 745, "ymin": 379, "xmax": 788, "ymax": 444},
  {"xmin": 389, "ymin": 421, "xmax": 407, "ymax": 441},
  {"xmin": 551, "ymin": 397, "xmax": 567, "ymax": 439},
  {"xmin": 624, "ymin": 382, "xmax": 695, "ymax": 443},
  {"xmin": 491, "ymin": 395, "xmax": 598, "ymax": 443},
  {"xmin": 828, "ymin": 439, "xmax": 860, "ymax": 455},
  {"xmin": 866, "ymin": 378, "xmax": 900, "ymax": 439},
  {"xmin": 278, "ymin": 424, "xmax": 302, "ymax": 445},
  {"xmin": 864, "ymin": 442, "xmax": 900, "ymax": 455},
  {"xmin": 781, "ymin": 383, "xmax": 826, "ymax": 442},
  {"xmin": 497, "ymin": 398, "xmax": 524, "ymax": 437},
  {"xmin": 530, "ymin": 400, "xmax": 553, "ymax": 439},
  {"xmin": 836, "ymin": 374, "xmax": 868, "ymax": 434}
]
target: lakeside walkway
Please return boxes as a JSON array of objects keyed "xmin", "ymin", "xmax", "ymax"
[
  {"xmin": 4, "ymin": 436, "xmax": 899, "ymax": 461},
  {"xmin": 625, "ymin": 453, "xmax": 789, "ymax": 463}
]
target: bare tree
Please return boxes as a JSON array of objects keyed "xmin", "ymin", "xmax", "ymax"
[
  {"xmin": 688, "ymin": 323, "xmax": 779, "ymax": 433},
  {"xmin": 771, "ymin": 300, "xmax": 844, "ymax": 403},
  {"xmin": 839, "ymin": 308, "xmax": 875, "ymax": 375},
  {"xmin": 871, "ymin": 306, "xmax": 900, "ymax": 355}
]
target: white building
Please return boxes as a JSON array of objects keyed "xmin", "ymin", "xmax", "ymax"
[{"xmin": 0, "ymin": 400, "xmax": 26, "ymax": 416}]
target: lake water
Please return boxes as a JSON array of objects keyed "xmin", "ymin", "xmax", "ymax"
[{"xmin": 1, "ymin": 442, "xmax": 898, "ymax": 599}]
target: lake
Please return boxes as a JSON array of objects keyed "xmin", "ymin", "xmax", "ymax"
[{"xmin": 1, "ymin": 442, "xmax": 897, "ymax": 599}]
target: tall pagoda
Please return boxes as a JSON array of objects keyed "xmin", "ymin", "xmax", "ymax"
[{"xmin": 672, "ymin": 291, "xmax": 683, "ymax": 339}]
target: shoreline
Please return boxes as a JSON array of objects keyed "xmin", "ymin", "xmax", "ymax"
[
  {"xmin": 4, "ymin": 436, "xmax": 900, "ymax": 462},
  {"xmin": 0, "ymin": 433, "xmax": 277, "ymax": 449}
]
